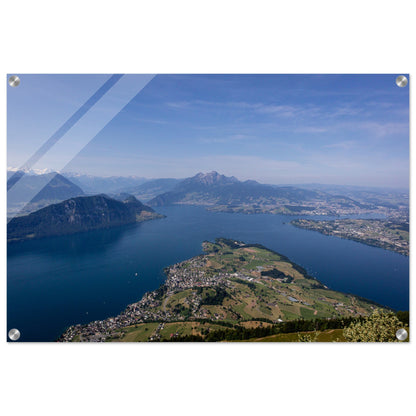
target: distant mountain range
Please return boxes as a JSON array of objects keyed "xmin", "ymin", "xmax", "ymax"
[
  {"xmin": 7, "ymin": 171, "xmax": 84, "ymax": 201},
  {"xmin": 148, "ymin": 171, "xmax": 320, "ymax": 206},
  {"xmin": 7, "ymin": 194, "xmax": 164, "ymax": 242},
  {"xmin": 294, "ymin": 183, "xmax": 409, "ymax": 211},
  {"xmin": 7, "ymin": 171, "xmax": 85, "ymax": 216},
  {"xmin": 121, "ymin": 178, "xmax": 182, "ymax": 202},
  {"xmin": 147, "ymin": 171, "xmax": 369, "ymax": 215},
  {"xmin": 7, "ymin": 169, "xmax": 407, "ymax": 220},
  {"xmin": 62, "ymin": 173, "xmax": 148, "ymax": 194}
]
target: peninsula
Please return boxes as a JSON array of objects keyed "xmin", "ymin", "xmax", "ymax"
[{"xmin": 59, "ymin": 238, "xmax": 385, "ymax": 342}]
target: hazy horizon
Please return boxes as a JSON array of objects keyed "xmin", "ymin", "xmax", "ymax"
[
  {"xmin": 8, "ymin": 74, "xmax": 409, "ymax": 189},
  {"xmin": 7, "ymin": 166, "xmax": 409, "ymax": 192}
]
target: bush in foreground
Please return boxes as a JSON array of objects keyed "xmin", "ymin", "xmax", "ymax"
[{"xmin": 343, "ymin": 309, "xmax": 404, "ymax": 342}]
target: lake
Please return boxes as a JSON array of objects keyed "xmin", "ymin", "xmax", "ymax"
[{"xmin": 7, "ymin": 205, "xmax": 409, "ymax": 342}]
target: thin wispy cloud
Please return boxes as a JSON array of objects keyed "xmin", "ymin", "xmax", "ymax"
[
  {"xmin": 355, "ymin": 121, "xmax": 409, "ymax": 138},
  {"xmin": 198, "ymin": 134, "xmax": 255, "ymax": 144},
  {"xmin": 165, "ymin": 99, "xmax": 371, "ymax": 122},
  {"xmin": 295, "ymin": 126, "xmax": 329, "ymax": 134},
  {"xmin": 328, "ymin": 105, "xmax": 360, "ymax": 117},
  {"xmin": 323, "ymin": 140, "xmax": 357, "ymax": 150},
  {"xmin": 135, "ymin": 117, "xmax": 168, "ymax": 125},
  {"xmin": 165, "ymin": 101, "xmax": 190, "ymax": 109},
  {"xmin": 254, "ymin": 104, "xmax": 297, "ymax": 117}
]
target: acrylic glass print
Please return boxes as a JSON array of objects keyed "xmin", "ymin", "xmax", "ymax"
[{"xmin": 7, "ymin": 74, "xmax": 409, "ymax": 342}]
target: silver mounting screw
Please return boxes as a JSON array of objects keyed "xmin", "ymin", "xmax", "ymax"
[
  {"xmin": 396, "ymin": 328, "xmax": 408, "ymax": 341},
  {"xmin": 8, "ymin": 328, "xmax": 21, "ymax": 341},
  {"xmin": 8, "ymin": 75, "xmax": 20, "ymax": 87},
  {"xmin": 395, "ymin": 75, "xmax": 408, "ymax": 87}
]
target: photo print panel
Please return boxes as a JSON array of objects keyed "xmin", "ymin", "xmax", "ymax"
[{"xmin": 7, "ymin": 74, "xmax": 409, "ymax": 342}]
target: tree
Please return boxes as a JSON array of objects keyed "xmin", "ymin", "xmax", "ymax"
[
  {"xmin": 298, "ymin": 331, "xmax": 319, "ymax": 342},
  {"xmin": 343, "ymin": 309, "xmax": 404, "ymax": 342},
  {"xmin": 396, "ymin": 311, "xmax": 409, "ymax": 325}
]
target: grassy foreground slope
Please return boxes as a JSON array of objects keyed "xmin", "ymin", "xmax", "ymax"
[{"xmin": 60, "ymin": 238, "xmax": 387, "ymax": 342}]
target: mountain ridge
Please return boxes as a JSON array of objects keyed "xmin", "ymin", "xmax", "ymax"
[
  {"xmin": 147, "ymin": 171, "xmax": 367, "ymax": 215},
  {"xmin": 7, "ymin": 171, "xmax": 85, "ymax": 201},
  {"xmin": 7, "ymin": 171, "xmax": 86, "ymax": 216},
  {"xmin": 7, "ymin": 194, "xmax": 164, "ymax": 242},
  {"xmin": 62, "ymin": 172, "xmax": 148, "ymax": 194}
]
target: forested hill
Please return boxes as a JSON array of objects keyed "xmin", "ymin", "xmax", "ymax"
[{"xmin": 7, "ymin": 194, "xmax": 164, "ymax": 242}]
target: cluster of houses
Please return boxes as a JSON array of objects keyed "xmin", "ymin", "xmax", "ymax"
[
  {"xmin": 58, "ymin": 254, "xmax": 243, "ymax": 342},
  {"xmin": 293, "ymin": 218, "xmax": 409, "ymax": 256},
  {"xmin": 166, "ymin": 255, "xmax": 226, "ymax": 290}
]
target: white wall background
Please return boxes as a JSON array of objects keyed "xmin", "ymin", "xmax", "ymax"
[{"xmin": 1, "ymin": 1, "xmax": 414, "ymax": 415}]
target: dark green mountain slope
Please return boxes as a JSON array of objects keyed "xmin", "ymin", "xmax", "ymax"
[{"xmin": 7, "ymin": 194, "xmax": 164, "ymax": 242}]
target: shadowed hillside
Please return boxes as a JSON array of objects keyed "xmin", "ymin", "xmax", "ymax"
[{"xmin": 8, "ymin": 194, "xmax": 164, "ymax": 242}]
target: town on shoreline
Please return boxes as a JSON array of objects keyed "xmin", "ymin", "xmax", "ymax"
[{"xmin": 291, "ymin": 218, "xmax": 409, "ymax": 256}]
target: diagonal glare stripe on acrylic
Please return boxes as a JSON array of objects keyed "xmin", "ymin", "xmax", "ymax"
[
  {"xmin": 7, "ymin": 74, "xmax": 124, "ymax": 190},
  {"xmin": 7, "ymin": 74, "xmax": 155, "ymax": 221}
]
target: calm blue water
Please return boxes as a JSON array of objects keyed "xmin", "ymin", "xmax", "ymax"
[{"xmin": 7, "ymin": 206, "xmax": 409, "ymax": 342}]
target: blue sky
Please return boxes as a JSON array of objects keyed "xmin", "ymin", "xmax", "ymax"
[{"xmin": 8, "ymin": 74, "xmax": 409, "ymax": 188}]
